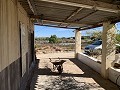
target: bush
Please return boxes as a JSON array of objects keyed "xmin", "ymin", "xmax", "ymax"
[{"xmin": 49, "ymin": 35, "xmax": 58, "ymax": 43}]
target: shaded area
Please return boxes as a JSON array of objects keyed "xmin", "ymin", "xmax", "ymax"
[
  {"xmin": 34, "ymin": 75, "xmax": 101, "ymax": 90},
  {"xmin": 30, "ymin": 55, "xmax": 119, "ymax": 90},
  {"xmin": 69, "ymin": 58, "xmax": 119, "ymax": 90}
]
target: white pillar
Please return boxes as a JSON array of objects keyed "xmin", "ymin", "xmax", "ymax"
[
  {"xmin": 75, "ymin": 30, "xmax": 81, "ymax": 58},
  {"xmin": 101, "ymin": 21, "xmax": 116, "ymax": 78}
]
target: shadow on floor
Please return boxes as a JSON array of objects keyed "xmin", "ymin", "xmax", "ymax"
[
  {"xmin": 69, "ymin": 58, "xmax": 119, "ymax": 90},
  {"xmin": 30, "ymin": 58, "xmax": 119, "ymax": 90}
]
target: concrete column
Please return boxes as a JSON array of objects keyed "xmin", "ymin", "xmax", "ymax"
[
  {"xmin": 75, "ymin": 30, "xmax": 81, "ymax": 58},
  {"xmin": 101, "ymin": 21, "xmax": 116, "ymax": 78}
]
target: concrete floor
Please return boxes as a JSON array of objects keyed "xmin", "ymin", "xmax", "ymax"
[{"xmin": 30, "ymin": 52, "xmax": 119, "ymax": 90}]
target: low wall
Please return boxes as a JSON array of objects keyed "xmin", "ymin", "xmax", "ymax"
[
  {"xmin": 78, "ymin": 53, "xmax": 120, "ymax": 87},
  {"xmin": 109, "ymin": 67, "xmax": 120, "ymax": 86},
  {"xmin": 78, "ymin": 53, "xmax": 101, "ymax": 74}
]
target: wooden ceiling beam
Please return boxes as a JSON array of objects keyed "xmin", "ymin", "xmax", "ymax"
[
  {"xmin": 35, "ymin": 23, "xmax": 78, "ymax": 29},
  {"xmin": 58, "ymin": 7, "xmax": 83, "ymax": 27},
  {"xmin": 27, "ymin": 0, "xmax": 35, "ymax": 14},
  {"xmin": 27, "ymin": 0, "xmax": 43, "ymax": 25},
  {"xmin": 79, "ymin": 23, "xmax": 102, "ymax": 30},
  {"xmin": 37, "ymin": 0, "xmax": 120, "ymax": 13},
  {"xmin": 35, "ymin": 23, "xmax": 103, "ymax": 31},
  {"xmin": 29, "ymin": 14, "xmax": 93, "ymax": 25},
  {"xmin": 75, "ymin": 10, "xmax": 97, "ymax": 22},
  {"xmin": 65, "ymin": 8, "xmax": 84, "ymax": 21},
  {"xmin": 27, "ymin": 0, "xmax": 37, "ymax": 14}
]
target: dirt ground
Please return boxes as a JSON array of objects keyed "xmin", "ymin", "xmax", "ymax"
[
  {"xmin": 30, "ymin": 52, "xmax": 119, "ymax": 90},
  {"xmin": 35, "ymin": 44, "xmax": 75, "ymax": 54}
]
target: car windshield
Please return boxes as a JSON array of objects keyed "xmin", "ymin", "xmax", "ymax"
[{"xmin": 92, "ymin": 41, "xmax": 102, "ymax": 45}]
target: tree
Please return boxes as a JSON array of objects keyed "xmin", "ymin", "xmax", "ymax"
[
  {"xmin": 86, "ymin": 30, "xmax": 120, "ymax": 43},
  {"xmin": 86, "ymin": 30, "xmax": 102, "ymax": 41},
  {"xmin": 45, "ymin": 37, "xmax": 49, "ymax": 41},
  {"xmin": 49, "ymin": 35, "xmax": 58, "ymax": 43}
]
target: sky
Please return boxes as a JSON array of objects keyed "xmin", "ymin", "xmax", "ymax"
[{"xmin": 35, "ymin": 22, "xmax": 120, "ymax": 38}]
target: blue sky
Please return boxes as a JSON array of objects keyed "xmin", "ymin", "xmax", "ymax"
[
  {"xmin": 35, "ymin": 22, "xmax": 120, "ymax": 38},
  {"xmin": 35, "ymin": 26, "xmax": 75, "ymax": 38}
]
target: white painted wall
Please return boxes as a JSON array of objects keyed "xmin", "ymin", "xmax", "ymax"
[
  {"xmin": 78, "ymin": 53, "xmax": 120, "ymax": 87},
  {"xmin": 109, "ymin": 67, "xmax": 120, "ymax": 86},
  {"xmin": 0, "ymin": 0, "xmax": 34, "ymax": 72},
  {"xmin": 0, "ymin": 0, "xmax": 19, "ymax": 71},
  {"xmin": 78, "ymin": 53, "xmax": 101, "ymax": 73}
]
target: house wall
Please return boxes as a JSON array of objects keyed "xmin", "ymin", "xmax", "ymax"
[{"xmin": 0, "ymin": 0, "xmax": 34, "ymax": 90}]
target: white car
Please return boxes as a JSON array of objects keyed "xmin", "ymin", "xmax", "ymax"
[
  {"xmin": 84, "ymin": 40, "xmax": 120, "ymax": 54},
  {"xmin": 84, "ymin": 40, "xmax": 102, "ymax": 54}
]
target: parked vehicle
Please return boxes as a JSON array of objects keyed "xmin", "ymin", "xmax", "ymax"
[
  {"xmin": 84, "ymin": 40, "xmax": 120, "ymax": 55},
  {"xmin": 84, "ymin": 40, "xmax": 102, "ymax": 54}
]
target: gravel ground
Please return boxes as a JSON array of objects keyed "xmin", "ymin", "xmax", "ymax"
[{"xmin": 30, "ymin": 52, "xmax": 119, "ymax": 90}]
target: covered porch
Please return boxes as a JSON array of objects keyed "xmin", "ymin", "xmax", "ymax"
[
  {"xmin": 1, "ymin": 0, "xmax": 120, "ymax": 90},
  {"xmin": 30, "ymin": 52, "xmax": 119, "ymax": 90},
  {"xmin": 19, "ymin": 0, "xmax": 120, "ymax": 89}
]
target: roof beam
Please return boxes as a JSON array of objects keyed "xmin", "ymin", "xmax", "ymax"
[
  {"xmin": 27, "ymin": 0, "xmax": 37, "ymax": 14},
  {"xmin": 75, "ymin": 10, "xmax": 97, "ymax": 22},
  {"xmin": 37, "ymin": 0, "xmax": 120, "ymax": 13},
  {"xmin": 65, "ymin": 8, "xmax": 83, "ymax": 21},
  {"xmin": 79, "ymin": 24, "xmax": 102, "ymax": 30},
  {"xmin": 35, "ymin": 23, "xmax": 78, "ymax": 29},
  {"xmin": 30, "ymin": 15, "xmax": 92, "ymax": 25},
  {"xmin": 35, "ymin": 23, "xmax": 102, "ymax": 30},
  {"xmin": 42, "ymin": 19, "xmax": 87, "ymax": 26},
  {"xmin": 65, "ymin": 23, "xmax": 71, "ymax": 28},
  {"xmin": 27, "ymin": 0, "xmax": 35, "ymax": 14},
  {"xmin": 27, "ymin": 0, "xmax": 42, "ymax": 24},
  {"xmin": 58, "ymin": 7, "xmax": 83, "ymax": 26}
]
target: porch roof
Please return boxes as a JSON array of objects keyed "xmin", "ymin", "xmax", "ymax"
[{"xmin": 18, "ymin": 0, "xmax": 120, "ymax": 30}]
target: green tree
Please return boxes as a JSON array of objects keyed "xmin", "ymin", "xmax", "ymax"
[
  {"xmin": 35, "ymin": 37, "xmax": 41, "ymax": 41},
  {"xmin": 49, "ymin": 35, "xmax": 58, "ymax": 43},
  {"xmin": 45, "ymin": 37, "xmax": 49, "ymax": 41},
  {"xmin": 86, "ymin": 30, "xmax": 120, "ymax": 43},
  {"xmin": 86, "ymin": 30, "xmax": 102, "ymax": 41}
]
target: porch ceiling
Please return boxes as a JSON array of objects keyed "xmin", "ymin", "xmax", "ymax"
[{"xmin": 18, "ymin": 0, "xmax": 120, "ymax": 30}]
